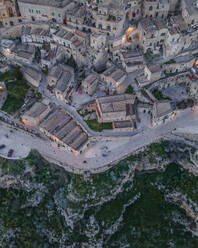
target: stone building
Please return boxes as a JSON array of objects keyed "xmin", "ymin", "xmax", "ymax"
[
  {"xmin": 0, "ymin": 0, "xmax": 19, "ymax": 27},
  {"xmin": 21, "ymin": 101, "xmax": 51, "ymax": 126},
  {"xmin": 162, "ymin": 57, "xmax": 195, "ymax": 74},
  {"xmin": 90, "ymin": 33, "xmax": 106, "ymax": 50},
  {"xmin": 125, "ymin": 0, "xmax": 142, "ymax": 22},
  {"xmin": 182, "ymin": 0, "xmax": 198, "ymax": 26},
  {"xmin": 152, "ymin": 100, "xmax": 175, "ymax": 126},
  {"xmin": 120, "ymin": 49, "xmax": 144, "ymax": 73},
  {"xmin": 11, "ymin": 43, "xmax": 35, "ymax": 65},
  {"xmin": 82, "ymin": 73, "xmax": 99, "ymax": 96},
  {"xmin": 163, "ymin": 15, "xmax": 198, "ymax": 58},
  {"xmin": 142, "ymin": 0, "xmax": 170, "ymax": 19},
  {"xmin": 53, "ymin": 28, "xmax": 74, "ymax": 48},
  {"xmin": 21, "ymin": 25, "xmax": 52, "ymax": 44},
  {"xmin": 100, "ymin": 65, "xmax": 127, "ymax": 94},
  {"xmin": 21, "ymin": 65, "xmax": 42, "ymax": 87},
  {"xmin": 47, "ymin": 64, "xmax": 74, "ymax": 103},
  {"xmin": 95, "ymin": 2, "xmax": 126, "ymax": 37},
  {"xmin": 138, "ymin": 18, "xmax": 168, "ymax": 54},
  {"xmin": 40, "ymin": 45, "xmax": 65, "ymax": 69},
  {"xmin": 18, "ymin": 0, "xmax": 74, "ymax": 23},
  {"xmin": 95, "ymin": 94, "xmax": 138, "ymax": 131},
  {"xmin": 40, "ymin": 107, "xmax": 89, "ymax": 154},
  {"xmin": 144, "ymin": 64, "xmax": 162, "ymax": 82},
  {"xmin": 65, "ymin": 3, "xmax": 87, "ymax": 26}
]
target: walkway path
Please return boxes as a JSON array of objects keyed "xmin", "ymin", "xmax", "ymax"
[{"xmin": 0, "ymin": 108, "xmax": 198, "ymax": 174}]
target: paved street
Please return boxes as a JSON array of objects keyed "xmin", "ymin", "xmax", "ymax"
[{"xmin": 0, "ymin": 108, "xmax": 198, "ymax": 174}]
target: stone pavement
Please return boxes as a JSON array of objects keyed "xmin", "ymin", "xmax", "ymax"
[{"xmin": 0, "ymin": 108, "xmax": 198, "ymax": 174}]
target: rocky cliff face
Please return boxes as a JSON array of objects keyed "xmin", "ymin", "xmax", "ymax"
[{"xmin": 0, "ymin": 140, "xmax": 198, "ymax": 247}]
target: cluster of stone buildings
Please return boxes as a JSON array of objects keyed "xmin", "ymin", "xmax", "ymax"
[
  {"xmin": 21, "ymin": 100, "xmax": 89, "ymax": 153},
  {"xmin": 1, "ymin": 0, "xmax": 198, "ymax": 72},
  {"xmin": 0, "ymin": 0, "xmax": 198, "ymax": 154}
]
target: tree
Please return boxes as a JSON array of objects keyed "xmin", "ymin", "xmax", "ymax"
[
  {"xmin": 15, "ymin": 66, "xmax": 23, "ymax": 80},
  {"xmin": 65, "ymin": 55, "xmax": 78, "ymax": 72},
  {"xmin": 125, "ymin": 85, "xmax": 134, "ymax": 94}
]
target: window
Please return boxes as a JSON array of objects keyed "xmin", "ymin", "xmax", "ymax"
[
  {"xmin": 161, "ymin": 33, "xmax": 166, "ymax": 36},
  {"xmin": 29, "ymin": 9, "xmax": 31, "ymax": 13},
  {"xmin": 107, "ymin": 25, "xmax": 111, "ymax": 31},
  {"xmin": 149, "ymin": 6, "xmax": 153, "ymax": 11},
  {"xmin": 98, "ymin": 23, "xmax": 102, "ymax": 29}
]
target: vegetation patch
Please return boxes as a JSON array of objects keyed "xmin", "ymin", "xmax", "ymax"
[
  {"xmin": 85, "ymin": 119, "xmax": 112, "ymax": 132},
  {"xmin": 41, "ymin": 65, "xmax": 48, "ymax": 75},
  {"xmin": 152, "ymin": 88, "xmax": 171, "ymax": 101},
  {"xmin": 125, "ymin": 85, "xmax": 134, "ymax": 94},
  {"xmin": 1, "ymin": 68, "xmax": 29, "ymax": 114},
  {"xmin": 65, "ymin": 55, "xmax": 78, "ymax": 72},
  {"xmin": 164, "ymin": 59, "xmax": 176, "ymax": 64}
]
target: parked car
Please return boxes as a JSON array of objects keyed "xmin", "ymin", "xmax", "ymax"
[
  {"xmin": 7, "ymin": 149, "xmax": 14, "ymax": 158},
  {"xmin": 0, "ymin": 144, "xmax": 5, "ymax": 150}
]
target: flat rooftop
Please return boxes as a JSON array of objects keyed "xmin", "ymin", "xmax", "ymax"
[
  {"xmin": 140, "ymin": 18, "xmax": 167, "ymax": 32},
  {"xmin": 103, "ymin": 65, "xmax": 126, "ymax": 81},
  {"xmin": 148, "ymin": 65, "xmax": 161, "ymax": 73},
  {"xmin": 22, "ymin": 66, "xmax": 41, "ymax": 81},
  {"xmin": 24, "ymin": 102, "xmax": 49, "ymax": 118},
  {"xmin": 154, "ymin": 100, "xmax": 173, "ymax": 118},
  {"xmin": 122, "ymin": 50, "xmax": 143, "ymax": 59},
  {"xmin": 55, "ymin": 29, "xmax": 74, "ymax": 40},
  {"xmin": 113, "ymin": 120, "xmax": 133, "ymax": 128}
]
